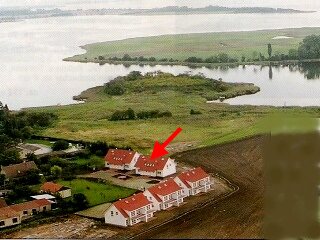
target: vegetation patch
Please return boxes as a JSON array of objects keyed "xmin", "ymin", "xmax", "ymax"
[
  {"xmin": 104, "ymin": 71, "xmax": 260, "ymax": 101},
  {"xmin": 57, "ymin": 179, "xmax": 136, "ymax": 206}
]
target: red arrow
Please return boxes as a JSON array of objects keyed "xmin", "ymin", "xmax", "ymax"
[{"xmin": 150, "ymin": 127, "xmax": 182, "ymax": 160}]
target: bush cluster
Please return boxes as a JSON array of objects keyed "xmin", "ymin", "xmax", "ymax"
[{"xmin": 110, "ymin": 108, "xmax": 172, "ymax": 121}]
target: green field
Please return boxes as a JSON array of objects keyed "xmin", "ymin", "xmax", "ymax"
[
  {"xmin": 66, "ymin": 27, "xmax": 320, "ymax": 63},
  {"xmin": 29, "ymin": 73, "xmax": 320, "ymax": 153},
  {"xmin": 57, "ymin": 179, "xmax": 136, "ymax": 206}
]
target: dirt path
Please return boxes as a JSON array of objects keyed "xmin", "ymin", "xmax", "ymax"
[{"xmin": 135, "ymin": 135, "xmax": 265, "ymax": 239}]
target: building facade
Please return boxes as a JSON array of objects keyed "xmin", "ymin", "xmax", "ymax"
[
  {"xmin": 104, "ymin": 193, "xmax": 155, "ymax": 227},
  {"xmin": 143, "ymin": 179, "xmax": 185, "ymax": 211},
  {"xmin": 135, "ymin": 156, "xmax": 176, "ymax": 177},
  {"xmin": 174, "ymin": 167, "xmax": 212, "ymax": 196}
]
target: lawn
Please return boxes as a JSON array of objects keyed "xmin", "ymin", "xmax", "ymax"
[
  {"xmin": 66, "ymin": 27, "xmax": 320, "ymax": 63},
  {"xmin": 57, "ymin": 179, "xmax": 136, "ymax": 206}
]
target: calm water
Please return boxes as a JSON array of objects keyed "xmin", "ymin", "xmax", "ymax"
[{"xmin": 1, "ymin": 13, "xmax": 320, "ymax": 109}]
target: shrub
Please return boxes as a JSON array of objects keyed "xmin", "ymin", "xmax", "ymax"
[
  {"xmin": 52, "ymin": 140, "xmax": 69, "ymax": 151},
  {"xmin": 104, "ymin": 82, "xmax": 125, "ymax": 96},
  {"xmin": 190, "ymin": 109, "xmax": 202, "ymax": 115},
  {"xmin": 109, "ymin": 108, "xmax": 136, "ymax": 121}
]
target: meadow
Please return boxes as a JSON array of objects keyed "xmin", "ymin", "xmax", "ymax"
[
  {"xmin": 30, "ymin": 72, "xmax": 320, "ymax": 153},
  {"xmin": 66, "ymin": 27, "xmax": 320, "ymax": 63}
]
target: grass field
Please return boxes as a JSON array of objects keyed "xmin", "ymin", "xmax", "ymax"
[
  {"xmin": 57, "ymin": 179, "xmax": 136, "ymax": 206},
  {"xmin": 66, "ymin": 27, "xmax": 320, "ymax": 63},
  {"xmin": 30, "ymin": 73, "xmax": 320, "ymax": 153}
]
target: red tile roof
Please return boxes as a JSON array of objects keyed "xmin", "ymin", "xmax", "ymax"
[
  {"xmin": 113, "ymin": 193, "xmax": 151, "ymax": 218},
  {"xmin": 41, "ymin": 182, "xmax": 63, "ymax": 193},
  {"xmin": 135, "ymin": 155, "xmax": 172, "ymax": 172},
  {"xmin": 147, "ymin": 179, "xmax": 182, "ymax": 202},
  {"xmin": 105, "ymin": 149, "xmax": 137, "ymax": 166},
  {"xmin": 0, "ymin": 207, "xmax": 19, "ymax": 220},
  {"xmin": 1, "ymin": 161, "xmax": 38, "ymax": 179},
  {"xmin": 177, "ymin": 167, "xmax": 209, "ymax": 188},
  {"xmin": 9, "ymin": 199, "xmax": 52, "ymax": 212}
]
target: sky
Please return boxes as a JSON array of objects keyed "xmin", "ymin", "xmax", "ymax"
[{"xmin": 1, "ymin": 0, "xmax": 320, "ymax": 11}]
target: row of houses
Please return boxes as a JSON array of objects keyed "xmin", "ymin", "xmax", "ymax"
[
  {"xmin": 104, "ymin": 167, "xmax": 212, "ymax": 227},
  {"xmin": 0, "ymin": 199, "xmax": 53, "ymax": 229},
  {"xmin": 105, "ymin": 149, "xmax": 176, "ymax": 177}
]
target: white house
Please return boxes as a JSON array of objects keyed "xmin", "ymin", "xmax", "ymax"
[
  {"xmin": 143, "ymin": 179, "xmax": 185, "ymax": 211},
  {"xmin": 105, "ymin": 149, "xmax": 140, "ymax": 170},
  {"xmin": 104, "ymin": 193, "xmax": 155, "ymax": 227},
  {"xmin": 135, "ymin": 156, "xmax": 176, "ymax": 177},
  {"xmin": 174, "ymin": 167, "xmax": 212, "ymax": 196}
]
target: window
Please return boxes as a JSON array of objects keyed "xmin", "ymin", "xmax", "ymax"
[
  {"xmin": 32, "ymin": 209, "xmax": 37, "ymax": 214},
  {"xmin": 23, "ymin": 210, "xmax": 28, "ymax": 215},
  {"xmin": 12, "ymin": 218, "xmax": 18, "ymax": 224},
  {"xmin": 131, "ymin": 211, "xmax": 135, "ymax": 216},
  {"xmin": 43, "ymin": 206, "xmax": 47, "ymax": 211},
  {"xmin": 126, "ymin": 219, "xmax": 129, "ymax": 225},
  {"xmin": 116, "ymin": 212, "xmax": 118, "ymax": 215},
  {"xmin": 0, "ymin": 221, "xmax": 5, "ymax": 226},
  {"xmin": 111, "ymin": 211, "xmax": 114, "ymax": 216},
  {"xmin": 149, "ymin": 197, "xmax": 152, "ymax": 200}
]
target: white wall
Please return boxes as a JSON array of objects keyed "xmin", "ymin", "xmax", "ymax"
[
  {"xmin": 173, "ymin": 177, "xmax": 190, "ymax": 197},
  {"xmin": 143, "ymin": 190, "xmax": 161, "ymax": 211},
  {"xmin": 105, "ymin": 205, "xmax": 127, "ymax": 227},
  {"xmin": 161, "ymin": 159, "xmax": 176, "ymax": 177},
  {"xmin": 59, "ymin": 189, "xmax": 71, "ymax": 198}
]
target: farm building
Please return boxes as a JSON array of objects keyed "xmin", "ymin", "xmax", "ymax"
[
  {"xmin": 0, "ymin": 207, "xmax": 21, "ymax": 229},
  {"xmin": 143, "ymin": 179, "xmax": 185, "ymax": 211},
  {"xmin": 105, "ymin": 149, "xmax": 140, "ymax": 170},
  {"xmin": 174, "ymin": 167, "xmax": 212, "ymax": 196},
  {"xmin": 40, "ymin": 182, "xmax": 72, "ymax": 198},
  {"xmin": 134, "ymin": 155, "xmax": 176, "ymax": 177},
  {"xmin": 0, "ymin": 161, "xmax": 38, "ymax": 179},
  {"xmin": 104, "ymin": 192, "xmax": 155, "ymax": 227},
  {"xmin": 9, "ymin": 199, "xmax": 52, "ymax": 220}
]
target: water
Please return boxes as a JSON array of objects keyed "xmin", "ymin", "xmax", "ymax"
[{"xmin": 1, "ymin": 13, "xmax": 320, "ymax": 109}]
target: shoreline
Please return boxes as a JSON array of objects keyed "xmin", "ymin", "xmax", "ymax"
[{"xmin": 63, "ymin": 57, "xmax": 320, "ymax": 68}]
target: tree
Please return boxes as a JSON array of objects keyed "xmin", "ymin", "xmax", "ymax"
[
  {"xmin": 52, "ymin": 140, "xmax": 69, "ymax": 151},
  {"xmin": 73, "ymin": 193, "xmax": 89, "ymax": 210},
  {"xmin": 268, "ymin": 43, "xmax": 272, "ymax": 60},
  {"xmin": 0, "ymin": 174, "xmax": 5, "ymax": 187},
  {"xmin": 126, "ymin": 108, "xmax": 135, "ymax": 120},
  {"xmin": 298, "ymin": 35, "xmax": 320, "ymax": 59},
  {"xmin": 50, "ymin": 165, "xmax": 62, "ymax": 179},
  {"xmin": 23, "ymin": 169, "xmax": 41, "ymax": 185}
]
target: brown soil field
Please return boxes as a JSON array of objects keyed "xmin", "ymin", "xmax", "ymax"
[{"xmin": 133, "ymin": 135, "xmax": 266, "ymax": 239}]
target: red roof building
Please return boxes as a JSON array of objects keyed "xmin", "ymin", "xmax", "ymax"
[
  {"xmin": 105, "ymin": 149, "xmax": 140, "ymax": 170},
  {"xmin": 0, "ymin": 206, "xmax": 21, "ymax": 228},
  {"xmin": 40, "ymin": 182, "xmax": 72, "ymax": 198},
  {"xmin": 143, "ymin": 179, "xmax": 185, "ymax": 210},
  {"xmin": 174, "ymin": 167, "xmax": 212, "ymax": 196},
  {"xmin": 135, "ymin": 155, "xmax": 176, "ymax": 177},
  {"xmin": 104, "ymin": 192, "xmax": 155, "ymax": 227},
  {"xmin": 10, "ymin": 199, "xmax": 52, "ymax": 218}
]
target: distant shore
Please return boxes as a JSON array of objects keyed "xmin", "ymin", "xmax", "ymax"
[
  {"xmin": 63, "ymin": 27, "xmax": 320, "ymax": 67},
  {"xmin": 64, "ymin": 57, "xmax": 320, "ymax": 68}
]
